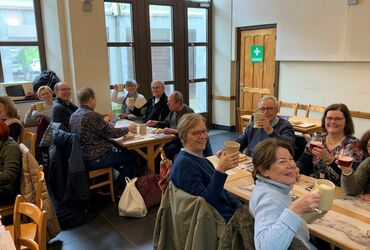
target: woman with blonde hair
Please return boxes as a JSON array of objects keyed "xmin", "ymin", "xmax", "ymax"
[
  {"xmin": 0, "ymin": 96, "xmax": 22, "ymax": 141},
  {"xmin": 24, "ymin": 85, "xmax": 54, "ymax": 125}
]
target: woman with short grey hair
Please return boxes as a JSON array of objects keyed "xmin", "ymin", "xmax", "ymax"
[{"xmin": 111, "ymin": 79, "xmax": 146, "ymax": 120}]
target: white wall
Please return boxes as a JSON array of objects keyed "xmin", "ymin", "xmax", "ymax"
[
  {"xmin": 40, "ymin": 0, "xmax": 111, "ymax": 114},
  {"xmin": 222, "ymin": 0, "xmax": 370, "ymax": 137}
]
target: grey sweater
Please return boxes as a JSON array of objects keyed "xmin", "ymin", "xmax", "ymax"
[{"xmin": 341, "ymin": 157, "xmax": 370, "ymax": 195}]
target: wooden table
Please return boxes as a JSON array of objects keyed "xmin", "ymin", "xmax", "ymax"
[
  {"xmin": 240, "ymin": 115, "xmax": 322, "ymax": 135},
  {"xmin": 222, "ymin": 167, "xmax": 370, "ymax": 250},
  {"xmin": 114, "ymin": 120, "xmax": 175, "ymax": 174},
  {"xmin": 288, "ymin": 116, "xmax": 322, "ymax": 134}
]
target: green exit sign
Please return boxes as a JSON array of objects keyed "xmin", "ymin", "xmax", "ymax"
[{"xmin": 251, "ymin": 45, "xmax": 264, "ymax": 63}]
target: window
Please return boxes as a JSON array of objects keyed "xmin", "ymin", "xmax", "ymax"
[
  {"xmin": 0, "ymin": 0, "xmax": 45, "ymax": 83},
  {"xmin": 104, "ymin": 0, "xmax": 212, "ymax": 121}
]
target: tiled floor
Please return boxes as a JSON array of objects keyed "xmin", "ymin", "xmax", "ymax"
[{"xmin": 49, "ymin": 130, "xmax": 238, "ymax": 250}]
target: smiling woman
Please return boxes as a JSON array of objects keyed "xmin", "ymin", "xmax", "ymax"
[
  {"xmin": 297, "ymin": 103, "xmax": 363, "ymax": 186},
  {"xmin": 250, "ymin": 138, "xmax": 319, "ymax": 250},
  {"xmin": 170, "ymin": 113, "xmax": 242, "ymax": 221}
]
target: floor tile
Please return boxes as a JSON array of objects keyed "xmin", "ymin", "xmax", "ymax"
[
  {"xmin": 79, "ymin": 229, "xmax": 135, "ymax": 250},
  {"xmin": 116, "ymin": 216, "xmax": 156, "ymax": 247}
]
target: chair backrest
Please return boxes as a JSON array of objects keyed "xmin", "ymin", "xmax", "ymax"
[
  {"xmin": 305, "ymin": 104, "xmax": 326, "ymax": 118},
  {"xmin": 237, "ymin": 107, "xmax": 253, "ymax": 133},
  {"xmin": 21, "ymin": 130, "xmax": 37, "ymax": 157},
  {"xmin": 13, "ymin": 195, "xmax": 47, "ymax": 250},
  {"xmin": 35, "ymin": 166, "xmax": 44, "ymax": 209},
  {"xmin": 278, "ymin": 101, "xmax": 299, "ymax": 116}
]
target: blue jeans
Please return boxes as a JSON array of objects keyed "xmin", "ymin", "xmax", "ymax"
[{"xmin": 85, "ymin": 150, "xmax": 136, "ymax": 190}]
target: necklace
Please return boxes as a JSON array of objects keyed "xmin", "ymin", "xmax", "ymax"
[{"xmin": 326, "ymin": 135, "xmax": 345, "ymax": 145}]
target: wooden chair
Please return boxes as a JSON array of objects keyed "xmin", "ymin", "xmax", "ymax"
[
  {"xmin": 21, "ymin": 130, "xmax": 37, "ymax": 157},
  {"xmin": 9, "ymin": 195, "xmax": 47, "ymax": 250},
  {"xmin": 277, "ymin": 101, "xmax": 299, "ymax": 116},
  {"xmin": 89, "ymin": 167, "xmax": 115, "ymax": 203},
  {"xmin": 305, "ymin": 104, "xmax": 326, "ymax": 117},
  {"xmin": 237, "ymin": 107, "xmax": 252, "ymax": 133}
]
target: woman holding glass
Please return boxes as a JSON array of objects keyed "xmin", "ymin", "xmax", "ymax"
[
  {"xmin": 24, "ymin": 85, "xmax": 54, "ymax": 125},
  {"xmin": 250, "ymin": 138, "xmax": 319, "ymax": 250},
  {"xmin": 341, "ymin": 130, "xmax": 370, "ymax": 200},
  {"xmin": 111, "ymin": 80, "xmax": 146, "ymax": 120},
  {"xmin": 170, "ymin": 113, "xmax": 242, "ymax": 220},
  {"xmin": 297, "ymin": 103, "xmax": 362, "ymax": 186},
  {"xmin": 0, "ymin": 96, "xmax": 22, "ymax": 141}
]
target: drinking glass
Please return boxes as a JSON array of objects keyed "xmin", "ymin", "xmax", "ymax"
[{"xmin": 337, "ymin": 149, "xmax": 353, "ymax": 168}]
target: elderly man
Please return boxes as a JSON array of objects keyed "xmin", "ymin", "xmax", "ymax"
[
  {"xmin": 69, "ymin": 87, "xmax": 137, "ymax": 192},
  {"xmin": 234, "ymin": 96, "xmax": 295, "ymax": 156},
  {"xmin": 111, "ymin": 79, "xmax": 146, "ymax": 120},
  {"xmin": 51, "ymin": 82, "xmax": 78, "ymax": 129},
  {"xmin": 132, "ymin": 80, "xmax": 170, "ymax": 122},
  {"xmin": 147, "ymin": 91, "xmax": 194, "ymax": 132}
]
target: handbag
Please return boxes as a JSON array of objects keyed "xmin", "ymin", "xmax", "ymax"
[
  {"xmin": 118, "ymin": 177, "xmax": 147, "ymax": 217},
  {"xmin": 136, "ymin": 174, "xmax": 162, "ymax": 208}
]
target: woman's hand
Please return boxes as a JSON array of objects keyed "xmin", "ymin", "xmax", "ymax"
[
  {"xmin": 146, "ymin": 120, "xmax": 158, "ymax": 127},
  {"xmin": 360, "ymin": 194, "xmax": 370, "ymax": 201},
  {"xmin": 119, "ymin": 114, "xmax": 128, "ymax": 119},
  {"xmin": 216, "ymin": 151, "xmax": 239, "ymax": 173},
  {"xmin": 289, "ymin": 192, "xmax": 320, "ymax": 217},
  {"xmin": 30, "ymin": 104, "xmax": 36, "ymax": 111},
  {"xmin": 216, "ymin": 149, "xmax": 224, "ymax": 158},
  {"xmin": 311, "ymin": 144, "xmax": 332, "ymax": 163}
]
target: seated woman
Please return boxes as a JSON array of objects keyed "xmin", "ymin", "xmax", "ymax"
[
  {"xmin": 0, "ymin": 120, "xmax": 22, "ymax": 205},
  {"xmin": 297, "ymin": 103, "xmax": 362, "ymax": 186},
  {"xmin": 170, "ymin": 113, "xmax": 242, "ymax": 221},
  {"xmin": 24, "ymin": 85, "xmax": 54, "ymax": 125},
  {"xmin": 341, "ymin": 130, "xmax": 370, "ymax": 201},
  {"xmin": 250, "ymin": 138, "xmax": 319, "ymax": 250},
  {"xmin": 111, "ymin": 80, "xmax": 146, "ymax": 120},
  {"xmin": 0, "ymin": 96, "xmax": 22, "ymax": 141}
]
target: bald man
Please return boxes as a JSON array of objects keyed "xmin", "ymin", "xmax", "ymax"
[{"xmin": 51, "ymin": 82, "xmax": 78, "ymax": 129}]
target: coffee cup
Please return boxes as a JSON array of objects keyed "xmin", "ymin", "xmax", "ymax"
[
  {"xmin": 314, "ymin": 179, "xmax": 335, "ymax": 211},
  {"xmin": 35, "ymin": 102, "xmax": 44, "ymax": 112},
  {"xmin": 139, "ymin": 124, "xmax": 146, "ymax": 135},
  {"xmin": 224, "ymin": 141, "xmax": 240, "ymax": 154},
  {"xmin": 253, "ymin": 112, "xmax": 265, "ymax": 128},
  {"xmin": 126, "ymin": 97, "xmax": 135, "ymax": 107},
  {"xmin": 117, "ymin": 84, "xmax": 125, "ymax": 92}
]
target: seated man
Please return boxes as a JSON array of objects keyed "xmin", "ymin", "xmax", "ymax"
[
  {"xmin": 147, "ymin": 91, "xmax": 194, "ymax": 159},
  {"xmin": 69, "ymin": 87, "xmax": 137, "ymax": 192},
  {"xmin": 111, "ymin": 80, "xmax": 146, "ymax": 120},
  {"xmin": 234, "ymin": 96, "xmax": 295, "ymax": 156},
  {"xmin": 51, "ymin": 82, "xmax": 78, "ymax": 129},
  {"xmin": 131, "ymin": 80, "xmax": 170, "ymax": 122}
]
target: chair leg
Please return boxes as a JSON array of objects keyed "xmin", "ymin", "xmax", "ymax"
[{"xmin": 108, "ymin": 169, "xmax": 115, "ymax": 203}]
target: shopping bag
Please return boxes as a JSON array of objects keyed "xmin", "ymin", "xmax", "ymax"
[
  {"xmin": 118, "ymin": 177, "xmax": 147, "ymax": 217},
  {"xmin": 136, "ymin": 174, "xmax": 162, "ymax": 208}
]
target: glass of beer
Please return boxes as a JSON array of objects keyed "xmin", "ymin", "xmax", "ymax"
[
  {"xmin": 337, "ymin": 149, "xmax": 353, "ymax": 168},
  {"xmin": 308, "ymin": 138, "xmax": 322, "ymax": 154}
]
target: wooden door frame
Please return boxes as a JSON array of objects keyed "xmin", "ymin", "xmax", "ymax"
[{"xmin": 235, "ymin": 24, "xmax": 280, "ymax": 131}]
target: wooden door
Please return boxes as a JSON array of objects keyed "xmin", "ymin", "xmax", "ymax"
[{"xmin": 238, "ymin": 27, "xmax": 276, "ymax": 113}]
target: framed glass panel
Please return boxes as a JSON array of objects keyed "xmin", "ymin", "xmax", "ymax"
[
  {"xmin": 189, "ymin": 82, "xmax": 207, "ymax": 113},
  {"xmin": 164, "ymin": 84, "xmax": 174, "ymax": 96},
  {"xmin": 0, "ymin": 0, "xmax": 38, "ymax": 42},
  {"xmin": 107, "ymin": 47, "xmax": 135, "ymax": 85},
  {"xmin": 104, "ymin": 2, "xmax": 133, "ymax": 43},
  {"xmin": 149, "ymin": 5, "xmax": 173, "ymax": 43},
  {"xmin": 0, "ymin": 46, "xmax": 40, "ymax": 82},
  {"xmin": 187, "ymin": 8, "xmax": 207, "ymax": 43},
  {"xmin": 188, "ymin": 46, "xmax": 207, "ymax": 79},
  {"xmin": 151, "ymin": 46, "xmax": 174, "ymax": 81}
]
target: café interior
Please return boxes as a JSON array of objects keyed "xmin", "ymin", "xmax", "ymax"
[{"xmin": 0, "ymin": 0, "xmax": 370, "ymax": 249}]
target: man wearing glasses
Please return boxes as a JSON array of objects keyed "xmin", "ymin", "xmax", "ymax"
[
  {"xmin": 235, "ymin": 96, "xmax": 295, "ymax": 156},
  {"xmin": 51, "ymin": 82, "xmax": 78, "ymax": 129}
]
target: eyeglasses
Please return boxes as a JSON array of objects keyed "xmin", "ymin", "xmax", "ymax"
[
  {"xmin": 258, "ymin": 107, "xmax": 275, "ymax": 112},
  {"xmin": 187, "ymin": 129, "xmax": 208, "ymax": 137},
  {"xmin": 325, "ymin": 117, "xmax": 345, "ymax": 122}
]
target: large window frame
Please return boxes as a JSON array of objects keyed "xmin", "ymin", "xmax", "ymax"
[
  {"xmin": 104, "ymin": 0, "xmax": 212, "ymax": 123},
  {"xmin": 0, "ymin": 0, "xmax": 46, "ymax": 83}
]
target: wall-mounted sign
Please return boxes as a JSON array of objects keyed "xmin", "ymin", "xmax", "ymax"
[{"xmin": 250, "ymin": 45, "xmax": 264, "ymax": 63}]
